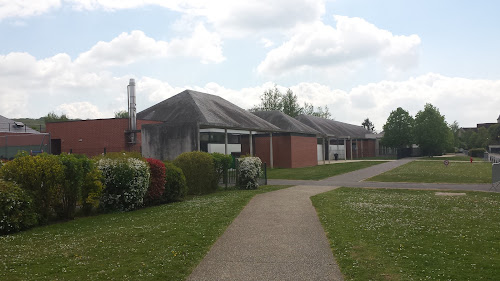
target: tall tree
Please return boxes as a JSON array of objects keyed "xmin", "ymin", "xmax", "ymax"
[
  {"xmin": 381, "ymin": 107, "xmax": 414, "ymax": 149},
  {"xmin": 251, "ymin": 87, "xmax": 332, "ymax": 119},
  {"xmin": 488, "ymin": 124, "xmax": 500, "ymax": 144},
  {"xmin": 414, "ymin": 103, "xmax": 450, "ymax": 156},
  {"xmin": 361, "ymin": 118, "xmax": 375, "ymax": 132},
  {"xmin": 449, "ymin": 120, "xmax": 461, "ymax": 148},
  {"xmin": 281, "ymin": 89, "xmax": 302, "ymax": 117},
  {"xmin": 251, "ymin": 85, "xmax": 282, "ymax": 112}
]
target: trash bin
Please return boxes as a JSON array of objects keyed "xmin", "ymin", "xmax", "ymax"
[{"xmin": 334, "ymin": 153, "xmax": 339, "ymax": 161}]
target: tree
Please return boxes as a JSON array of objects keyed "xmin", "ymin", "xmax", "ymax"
[
  {"xmin": 361, "ymin": 118, "xmax": 375, "ymax": 132},
  {"xmin": 381, "ymin": 107, "xmax": 414, "ymax": 149},
  {"xmin": 281, "ymin": 89, "xmax": 302, "ymax": 117},
  {"xmin": 44, "ymin": 112, "xmax": 70, "ymax": 123},
  {"xmin": 251, "ymin": 86, "xmax": 332, "ymax": 119},
  {"xmin": 449, "ymin": 120, "xmax": 461, "ymax": 148},
  {"xmin": 251, "ymin": 85, "xmax": 282, "ymax": 112},
  {"xmin": 488, "ymin": 124, "xmax": 500, "ymax": 144},
  {"xmin": 414, "ymin": 103, "xmax": 450, "ymax": 156},
  {"xmin": 114, "ymin": 110, "xmax": 129, "ymax": 118}
]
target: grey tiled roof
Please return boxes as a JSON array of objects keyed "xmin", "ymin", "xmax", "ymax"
[
  {"xmin": 0, "ymin": 115, "xmax": 40, "ymax": 134},
  {"xmin": 137, "ymin": 90, "xmax": 280, "ymax": 132},
  {"xmin": 295, "ymin": 114, "xmax": 370, "ymax": 138},
  {"xmin": 252, "ymin": 111, "xmax": 319, "ymax": 135}
]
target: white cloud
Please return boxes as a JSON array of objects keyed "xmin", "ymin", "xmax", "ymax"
[
  {"xmin": 76, "ymin": 27, "xmax": 224, "ymax": 68},
  {"xmin": 257, "ymin": 15, "xmax": 421, "ymax": 77},
  {"xmin": 2, "ymin": 0, "xmax": 325, "ymax": 38},
  {"xmin": 56, "ymin": 102, "xmax": 108, "ymax": 119},
  {"xmin": 0, "ymin": 0, "xmax": 61, "ymax": 20},
  {"xmin": 260, "ymin": 38, "xmax": 275, "ymax": 48}
]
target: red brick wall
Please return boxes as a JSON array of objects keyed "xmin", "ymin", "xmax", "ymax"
[
  {"xmin": 290, "ymin": 135, "xmax": 317, "ymax": 168},
  {"xmin": 254, "ymin": 134, "xmax": 316, "ymax": 168},
  {"xmin": 0, "ymin": 133, "xmax": 48, "ymax": 146},
  {"xmin": 345, "ymin": 139, "xmax": 376, "ymax": 159},
  {"xmin": 46, "ymin": 119, "xmax": 161, "ymax": 157}
]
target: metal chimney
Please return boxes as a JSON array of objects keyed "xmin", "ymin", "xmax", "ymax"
[{"xmin": 128, "ymin": 78, "xmax": 137, "ymax": 131}]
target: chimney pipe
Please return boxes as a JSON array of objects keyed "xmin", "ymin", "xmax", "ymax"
[{"xmin": 128, "ymin": 78, "xmax": 137, "ymax": 132}]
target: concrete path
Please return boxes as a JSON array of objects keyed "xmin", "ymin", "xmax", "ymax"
[
  {"xmin": 269, "ymin": 158, "xmax": 494, "ymax": 192},
  {"xmin": 187, "ymin": 185, "xmax": 344, "ymax": 281},
  {"xmin": 188, "ymin": 158, "xmax": 495, "ymax": 280}
]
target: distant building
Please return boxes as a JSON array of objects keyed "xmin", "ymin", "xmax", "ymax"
[{"xmin": 0, "ymin": 115, "xmax": 48, "ymax": 159}]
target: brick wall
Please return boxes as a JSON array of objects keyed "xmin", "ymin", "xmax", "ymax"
[
  {"xmin": 254, "ymin": 134, "xmax": 316, "ymax": 168},
  {"xmin": 46, "ymin": 119, "xmax": 161, "ymax": 157},
  {"xmin": 290, "ymin": 135, "xmax": 317, "ymax": 168}
]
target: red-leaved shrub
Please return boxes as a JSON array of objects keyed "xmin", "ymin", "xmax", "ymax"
[{"xmin": 145, "ymin": 158, "xmax": 166, "ymax": 206}]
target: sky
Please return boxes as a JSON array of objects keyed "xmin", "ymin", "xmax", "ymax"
[{"xmin": 1, "ymin": 0, "xmax": 499, "ymax": 131}]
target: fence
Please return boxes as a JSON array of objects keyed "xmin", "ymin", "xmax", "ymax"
[
  {"xmin": 220, "ymin": 161, "xmax": 267, "ymax": 188},
  {"xmin": 0, "ymin": 134, "xmax": 50, "ymax": 160}
]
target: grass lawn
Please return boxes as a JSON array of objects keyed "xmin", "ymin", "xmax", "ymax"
[
  {"xmin": 0, "ymin": 185, "xmax": 288, "ymax": 281},
  {"xmin": 418, "ymin": 155, "xmax": 483, "ymax": 162},
  {"xmin": 312, "ymin": 188, "xmax": 500, "ymax": 280},
  {"xmin": 267, "ymin": 161, "xmax": 387, "ymax": 180},
  {"xmin": 368, "ymin": 161, "xmax": 491, "ymax": 184}
]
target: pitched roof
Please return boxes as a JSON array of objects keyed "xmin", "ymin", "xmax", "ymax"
[
  {"xmin": 295, "ymin": 114, "xmax": 370, "ymax": 138},
  {"xmin": 0, "ymin": 115, "xmax": 40, "ymax": 134},
  {"xmin": 252, "ymin": 111, "xmax": 319, "ymax": 135},
  {"xmin": 137, "ymin": 90, "xmax": 280, "ymax": 132}
]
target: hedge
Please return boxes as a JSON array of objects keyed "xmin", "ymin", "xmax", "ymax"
[
  {"xmin": 174, "ymin": 151, "xmax": 217, "ymax": 195},
  {"xmin": 163, "ymin": 162, "xmax": 187, "ymax": 203},
  {"xmin": 0, "ymin": 180, "xmax": 38, "ymax": 235}
]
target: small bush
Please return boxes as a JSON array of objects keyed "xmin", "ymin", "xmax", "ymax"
[
  {"xmin": 211, "ymin": 153, "xmax": 232, "ymax": 184},
  {"xmin": 145, "ymin": 158, "xmax": 166, "ymax": 206},
  {"xmin": 163, "ymin": 162, "xmax": 187, "ymax": 203},
  {"xmin": 0, "ymin": 153, "xmax": 64, "ymax": 224},
  {"xmin": 80, "ymin": 159, "xmax": 103, "ymax": 216},
  {"xmin": 237, "ymin": 157, "xmax": 262, "ymax": 190},
  {"xmin": 173, "ymin": 151, "xmax": 217, "ymax": 195},
  {"xmin": 468, "ymin": 148, "xmax": 486, "ymax": 158},
  {"xmin": 54, "ymin": 153, "xmax": 87, "ymax": 220},
  {"xmin": 97, "ymin": 157, "xmax": 150, "ymax": 212},
  {"xmin": 0, "ymin": 180, "xmax": 38, "ymax": 235}
]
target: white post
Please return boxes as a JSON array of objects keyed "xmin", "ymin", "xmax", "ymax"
[
  {"xmin": 323, "ymin": 138, "xmax": 326, "ymax": 164},
  {"xmin": 249, "ymin": 131, "xmax": 253, "ymax": 156},
  {"xmin": 270, "ymin": 132, "xmax": 273, "ymax": 169},
  {"xmin": 224, "ymin": 128, "xmax": 228, "ymax": 155}
]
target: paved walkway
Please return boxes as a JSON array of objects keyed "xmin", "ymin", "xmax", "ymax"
[
  {"xmin": 188, "ymin": 158, "xmax": 495, "ymax": 280},
  {"xmin": 187, "ymin": 185, "xmax": 343, "ymax": 281},
  {"xmin": 269, "ymin": 158, "xmax": 494, "ymax": 192}
]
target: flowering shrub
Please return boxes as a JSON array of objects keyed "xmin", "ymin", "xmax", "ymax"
[
  {"xmin": 144, "ymin": 158, "xmax": 166, "ymax": 206},
  {"xmin": 163, "ymin": 162, "xmax": 187, "ymax": 203},
  {"xmin": 0, "ymin": 153, "xmax": 63, "ymax": 224},
  {"xmin": 97, "ymin": 157, "xmax": 150, "ymax": 212},
  {"xmin": 237, "ymin": 157, "xmax": 263, "ymax": 190},
  {"xmin": 174, "ymin": 151, "xmax": 217, "ymax": 195},
  {"xmin": 0, "ymin": 179, "xmax": 38, "ymax": 235}
]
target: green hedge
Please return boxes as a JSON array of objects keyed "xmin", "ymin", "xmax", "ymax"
[
  {"xmin": 0, "ymin": 153, "xmax": 63, "ymax": 224},
  {"xmin": 468, "ymin": 148, "xmax": 486, "ymax": 158},
  {"xmin": 174, "ymin": 151, "xmax": 217, "ymax": 195},
  {"xmin": 163, "ymin": 162, "xmax": 187, "ymax": 203},
  {"xmin": 0, "ymin": 180, "xmax": 38, "ymax": 235}
]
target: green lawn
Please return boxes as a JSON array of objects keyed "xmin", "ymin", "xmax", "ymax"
[
  {"xmin": 267, "ymin": 161, "xmax": 387, "ymax": 180},
  {"xmin": 312, "ymin": 188, "xmax": 500, "ymax": 280},
  {"xmin": 418, "ymin": 155, "xmax": 483, "ymax": 162},
  {"xmin": 368, "ymin": 161, "xmax": 491, "ymax": 183},
  {"xmin": 0, "ymin": 185, "xmax": 288, "ymax": 281}
]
